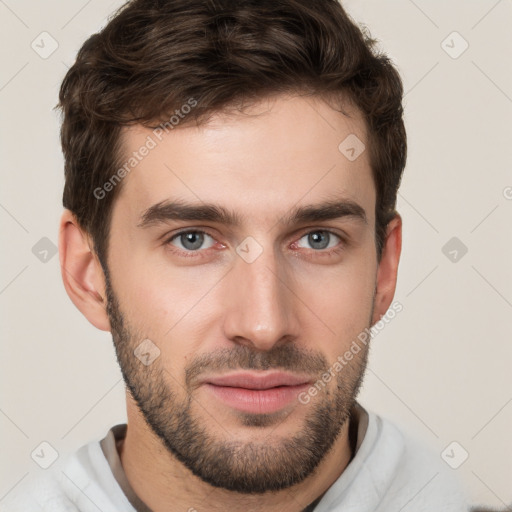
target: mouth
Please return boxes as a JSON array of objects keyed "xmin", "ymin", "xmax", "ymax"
[{"xmin": 201, "ymin": 371, "xmax": 313, "ymax": 415}]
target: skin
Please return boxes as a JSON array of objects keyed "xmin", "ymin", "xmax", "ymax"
[{"xmin": 59, "ymin": 93, "xmax": 402, "ymax": 512}]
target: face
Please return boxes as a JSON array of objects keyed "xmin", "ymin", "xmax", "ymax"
[{"xmin": 104, "ymin": 94, "xmax": 380, "ymax": 493}]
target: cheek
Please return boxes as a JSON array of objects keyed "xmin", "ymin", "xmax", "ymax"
[
  {"xmin": 111, "ymin": 242, "xmax": 215, "ymax": 330},
  {"xmin": 109, "ymin": 254, "xmax": 224, "ymax": 376},
  {"xmin": 296, "ymin": 257, "xmax": 376, "ymax": 358}
]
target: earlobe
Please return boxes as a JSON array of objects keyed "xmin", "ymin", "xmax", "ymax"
[
  {"xmin": 59, "ymin": 210, "xmax": 111, "ymax": 332},
  {"xmin": 372, "ymin": 214, "xmax": 402, "ymax": 326}
]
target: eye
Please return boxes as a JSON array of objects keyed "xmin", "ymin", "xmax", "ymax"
[
  {"xmin": 296, "ymin": 230, "xmax": 342, "ymax": 251},
  {"xmin": 167, "ymin": 230, "xmax": 216, "ymax": 252}
]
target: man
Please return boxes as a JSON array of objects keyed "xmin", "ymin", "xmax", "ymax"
[{"xmin": 1, "ymin": 0, "xmax": 469, "ymax": 510}]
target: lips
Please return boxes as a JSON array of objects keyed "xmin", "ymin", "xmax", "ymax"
[
  {"xmin": 201, "ymin": 371, "xmax": 313, "ymax": 415},
  {"xmin": 204, "ymin": 371, "xmax": 312, "ymax": 390}
]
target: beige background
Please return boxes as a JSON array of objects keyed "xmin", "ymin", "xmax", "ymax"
[{"xmin": 1, "ymin": 0, "xmax": 511, "ymax": 508}]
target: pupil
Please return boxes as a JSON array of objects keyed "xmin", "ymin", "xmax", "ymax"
[
  {"xmin": 182, "ymin": 232, "xmax": 203, "ymax": 250},
  {"xmin": 309, "ymin": 231, "xmax": 329, "ymax": 250}
]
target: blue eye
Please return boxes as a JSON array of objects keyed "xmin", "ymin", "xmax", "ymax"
[
  {"xmin": 165, "ymin": 229, "xmax": 344, "ymax": 259},
  {"xmin": 297, "ymin": 231, "xmax": 341, "ymax": 251},
  {"xmin": 168, "ymin": 231, "xmax": 216, "ymax": 251}
]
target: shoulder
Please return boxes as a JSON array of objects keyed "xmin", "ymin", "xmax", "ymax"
[
  {"xmin": 0, "ymin": 470, "xmax": 79, "ymax": 512},
  {"xmin": 371, "ymin": 411, "xmax": 470, "ymax": 511},
  {"xmin": 316, "ymin": 405, "xmax": 470, "ymax": 511},
  {"xmin": 0, "ymin": 433, "xmax": 127, "ymax": 512}
]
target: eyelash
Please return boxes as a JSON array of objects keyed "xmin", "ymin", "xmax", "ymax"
[{"xmin": 163, "ymin": 229, "xmax": 346, "ymax": 259}]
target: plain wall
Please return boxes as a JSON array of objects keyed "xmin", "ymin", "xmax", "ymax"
[{"xmin": 1, "ymin": 0, "xmax": 511, "ymax": 508}]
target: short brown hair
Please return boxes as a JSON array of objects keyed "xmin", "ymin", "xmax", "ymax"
[{"xmin": 58, "ymin": 0, "xmax": 406, "ymax": 269}]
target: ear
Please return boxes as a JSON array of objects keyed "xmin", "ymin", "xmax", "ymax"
[
  {"xmin": 371, "ymin": 213, "xmax": 402, "ymax": 325},
  {"xmin": 58, "ymin": 209, "xmax": 111, "ymax": 331}
]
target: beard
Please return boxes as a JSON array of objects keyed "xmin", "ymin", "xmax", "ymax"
[{"xmin": 104, "ymin": 270, "xmax": 371, "ymax": 494}]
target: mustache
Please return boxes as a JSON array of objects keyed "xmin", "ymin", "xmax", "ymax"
[{"xmin": 185, "ymin": 344, "xmax": 328, "ymax": 388}]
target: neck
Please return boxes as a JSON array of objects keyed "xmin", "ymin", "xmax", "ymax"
[{"xmin": 119, "ymin": 402, "xmax": 357, "ymax": 512}]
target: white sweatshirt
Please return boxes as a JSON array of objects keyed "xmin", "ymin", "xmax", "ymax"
[{"xmin": 0, "ymin": 403, "xmax": 470, "ymax": 511}]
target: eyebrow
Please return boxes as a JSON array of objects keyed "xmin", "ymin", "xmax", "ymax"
[{"xmin": 137, "ymin": 197, "xmax": 367, "ymax": 229}]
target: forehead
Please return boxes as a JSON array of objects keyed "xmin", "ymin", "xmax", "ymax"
[{"xmin": 113, "ymin": 94, "xmax": 375, "ymax": 228}]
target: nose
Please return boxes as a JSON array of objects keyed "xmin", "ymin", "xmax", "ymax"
[{"xmin": 222, "ymin": 244, "xmax": 300, "ymax": 351}]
